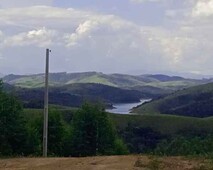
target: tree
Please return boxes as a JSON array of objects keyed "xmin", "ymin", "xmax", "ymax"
[
  {"xmin": 48, "ymin": 109, "xmax": 65, "ymax": 156},
  {"xmin": 24, "ymin": 125, "xmax": 41, "ymax": 155},
  {"xmin": 69, "ymin": 103, "xmax": 128, "ymax": 157},
  {"xmin": 0, "ymin": 80, "xmax": 27, "ymax": 156},
  {"xmin": 28, "ymin": 109, "xmax": 66, "ymax": 156},
  {"xmin": 0, "ymin": 79, "xmax": 2, "ymax": 91}
]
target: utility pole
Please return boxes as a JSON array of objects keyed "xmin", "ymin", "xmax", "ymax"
[{"xmin": 43, "ymin": 48, "xmax": 50, "ymax": 157}]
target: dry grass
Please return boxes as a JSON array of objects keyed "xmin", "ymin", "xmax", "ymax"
[{"xmin": 0, "ymin": 155, "xmax": 212, "ymax": 170}]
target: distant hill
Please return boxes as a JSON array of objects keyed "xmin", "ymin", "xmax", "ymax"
[
  {"xmin": 3, "ymin": 72, "xmax": 212, "ymax": 110},
  {"xmin": 5, "ymin": 83, "xmax": 147, "ymax": 109},
  {"xmin": 145, "ymin": 74, "xmax": 184, "ymax": 82},
  {"xmin": 132, "ymin": 83, "xmax": 213, "ymax": 118},
  {"xmin": 2, "ymin": 72, "xmax": 209, "ymax": 90}
]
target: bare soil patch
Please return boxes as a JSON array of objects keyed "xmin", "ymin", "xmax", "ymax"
[{"xmin": 0, "ymin": 155, "xmax": 211, "ymax": 170}]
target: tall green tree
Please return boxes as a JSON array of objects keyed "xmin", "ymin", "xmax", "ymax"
[
  {"xmin": 0, "ymin": 79, "xmax": 2, "ymax": 91},
  {"xmin": 0, "ymin": 80, "xmax": 27, "ymax": 155},
  {"xmin": 29, "ymin": 109, "xmax": 66, "ymax": 156},
  {"xmin": 48, "ymin": 109, "xmax": 65, "ymax": 155},
  {"xmin": 70, "ymin": 103, "xmax": 128, "ymax": 157}
]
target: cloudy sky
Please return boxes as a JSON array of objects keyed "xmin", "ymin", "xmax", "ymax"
[{"xmin": 0, "ymin": 0, "xmax": 213, "ymax": 76}]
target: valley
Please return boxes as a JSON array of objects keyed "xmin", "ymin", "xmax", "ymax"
[
  {"xmin": 2, "ymin": 71, "xmax": 213, "ymax": 162},
  {"xmin": 2, "ymin": 71, "xmax": 212, "ymax": 112}
]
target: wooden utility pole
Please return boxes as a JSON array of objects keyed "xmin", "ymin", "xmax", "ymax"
[{"xmin": 43, "ymin": 48, "xmax": 50, "ymax": 157}]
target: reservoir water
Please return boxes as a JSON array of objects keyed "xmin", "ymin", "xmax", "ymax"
[{"xmin": 106, "ymin": 99, "xmax": 151, "ymax": 114}]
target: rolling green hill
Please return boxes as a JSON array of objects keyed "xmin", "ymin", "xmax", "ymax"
[
  {"xmin": 2, "ymin": 72, "xmax": 212, "ymax": 111},
  {"xmin": 132, "ymin": 82, "xmax": 213, "ymax": 118},
  {"xmin": 2, "ymin": 72, "xmax": 208, "ymax": 90},
  {"xmin": 6, "ymin": 83, "xmax": 148, "ymax": 109}
]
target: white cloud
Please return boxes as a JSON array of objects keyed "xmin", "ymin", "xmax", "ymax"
[
  {"xmin": 3, "ymin": 28, "xmax": 58, "ymax": 47},
  {"xmin": 160, "ymin": 36, "xmax": 198, "ymax": 64},
  {"xmin": 130, "ymin": 0, "xmax": 160, "ymax": 3},
  {"xmin": 0, "ymin": 4, "xmax": 213, "ymax": 75},
  {"xmin": 64, "ymin": 15, "xmax": 136, "ymax": 47},
  {"xmin": 65, "ymin": 20, "xmax": 100, "ymax": 47},
  {"xmin": 0, "ymin": 0, "xmax": 53, "ymax": 8},
  {"xmin": 0, "ymin": 30, "xmax": 3, "ymax": 39},
  {"xmin": 192, "ymin": 0, "xmax": 213, "ymax": 17}
]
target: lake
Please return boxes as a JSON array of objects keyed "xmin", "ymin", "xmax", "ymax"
[{"xmin": 106, "ymin": 99, "xmax": 151, "ymax": 114}]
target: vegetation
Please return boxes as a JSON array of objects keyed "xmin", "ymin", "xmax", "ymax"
[
  {"xmin": 69, "ymin": 103, "xmax": 128, "ymax": 156},
  {"xmin": 0, "ymin": 80, "xmax": 27, "ymax": 156},
  {"xmin": 133, "ymin": 82, "xmax": 213, "ymax": 117},
  {"xmin": 2, "ymin": 78, "xmax": 213, "ymax": 158},
  {"xmin": 3, "ymin": 71, "xmax": 207, "ymax": 91},
  {"xmin": 21, "ymin": 107, "xmax": 213, "ymax": 157},
  {"xmin": 0, "ymin": 84, "xmax": 128, "ymax": 157},
  {"xmin": 3, "ymin": 72, "xmax": 210, "ymax": 111},
  {"xmin": 109, "ymin": 113, "xmax": 213, "ymax": 156},
  {"xmin": 117, "ymin": 118, "xmax": 213, "ymax": 156},
  {"xmin": 10, "ymin": 83, "xmax": 145, "ymax": 109}
]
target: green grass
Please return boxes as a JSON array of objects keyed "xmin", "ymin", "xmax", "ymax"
[
  {"xmin": 109, "ymin": 113, "xmax": 213, "ymax": 134},
  {"xmin": 148, "ymin": 80, "xmax": 198, "ymax": 88},
  {"xmin": 11, "ymin": 76, "xmax": 44, "ymax": 88},
  {"xmin": 73, "ymin": 75, "xmax": 117, "ymax": 87},
  {"xmin": 24, "ymin": 108, "xmax": 213, "ymax": 135}
]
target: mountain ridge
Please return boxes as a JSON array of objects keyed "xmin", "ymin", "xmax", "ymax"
[{"xmin": 2, "ymin": 72, "xmax": 210, "ymax": 90}]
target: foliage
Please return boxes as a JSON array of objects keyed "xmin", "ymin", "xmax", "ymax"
[
  {"xmin": 0, "ymin": 83, "xmax": 27, "ymax": 156},
  {"xmin": 133, "ymin": 82, "xmax": 213, "ymax": 118},
  {"xmin": 48, "ymin": 110, "xmax": 66, "ymax": 155},
  {"xmin": 0, "ymin": 79, "xmax": 2, "ymax": 91},
  {"xmin": 24, "ymin": 125, "xmax": 41, "ymax": 155},
  {"xmin": 10, "ymin": 83, "xmax": 146, "ymax": 109},
  {"xmin": 69, "ymin": 103, "xmax": 128, "ymax": 156},
  {"xmin": 3, "ymin": 83, "xmax": 213, "ymax": 158},
  {"xmin": 155, "ymin": 136, "xmax": 207, "ymax": 156},
  {"xmin": 26, "ymin": 109, "xmax": 66, "ymax": 156},
  {"xmin": 121, "ymin": 125, "xmax": 167, "ymax": 153}
]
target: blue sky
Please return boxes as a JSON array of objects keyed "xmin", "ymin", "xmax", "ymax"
[{"xmin": 0, "ymin": 0, "xmax": 213, "ymax": 76}]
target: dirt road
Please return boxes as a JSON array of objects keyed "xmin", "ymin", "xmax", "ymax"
[{"xmin": 0, "ymin": 155, "xmax": 211, "ymax": 170}]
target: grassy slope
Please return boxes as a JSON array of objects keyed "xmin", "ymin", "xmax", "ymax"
[
  {"xmin": 2, "ymin": 72, "xmax": 204, "ymax": 90},
  {"xmin": 133, "ymin": 82, "xmax": 213, "ymax": 117},
  {"xmin": 10, "ymin": 76, "xmax": 44, "ymax": 88},
  {"xmin": 110, "ymin": 113, "xmax": 213, "ymax": 135},
  {"xmin": 24, "ymin": 108, "xmax": 213, "ymax": 135},
  {"xmin": 147, "ymin": 80, "xmax": 199, "ymax": 90},
  {"xmin": 66, "ymin": 74, "xmax": 117, "ymax": 87}
]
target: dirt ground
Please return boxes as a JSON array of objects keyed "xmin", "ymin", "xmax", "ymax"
[{"xmin": 0, "ymin": 155, "xmax": 212, "ymax": 170}]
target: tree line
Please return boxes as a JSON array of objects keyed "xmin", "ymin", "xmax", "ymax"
[
  {"xmin": 0, "ymin": 80, "xmax": 128, "ymax": 156},
  {"xmin": 2, "ymin": 79, "xmax": 213, "ymax": 157}
]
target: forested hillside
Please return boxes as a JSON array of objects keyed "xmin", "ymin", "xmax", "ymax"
[
  {"xmin": 2, "ymin": 79, "xmax": 213, "ymax": 158},
  {"xmin": 3, "ymin": 83, "xmax": 146, "ymax": 109},
  {"xmin": 2, "ymin": 72, "xmax": 210, "ymax": 109},
  {"xmin": 133, "ymin": 82, "xmax": 213, "ymax": 117}
]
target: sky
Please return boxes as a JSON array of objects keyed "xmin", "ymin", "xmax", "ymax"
[{"xmin": 0, "ymin": 0, "xmax": 213, "ymax": 76}]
